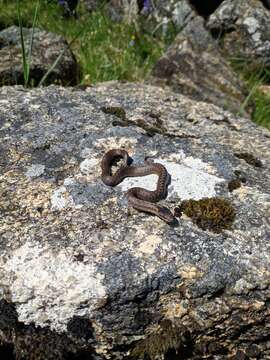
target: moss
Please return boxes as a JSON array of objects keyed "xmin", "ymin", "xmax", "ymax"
[
  {"xmin": 131, "ymin": 320, "xmax": 187, "ymax": 360},
  {"xmin": 234, "ymin": 170, "xmax": 247, "ymax": 183},
  {"xmin": 234, "ymin": 152, "xmax": 262, "ymax": 168},
  {"xmin": 178, "ymin": 197, "xmax": 235, "ymax": 233},
  {"xmin": 228, "ymin": 179, "xmax": 242, "ymax": 192},
  {"xmin": 101, "ymin": 106, "xmax": 126, "ymax": 121},
  {"xmin": 135, "ymin": 118, "xmax": 167, "ymax": 137}
]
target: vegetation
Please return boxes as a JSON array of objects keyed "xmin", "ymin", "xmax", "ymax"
[
  {"xmin": 177, "ymin": 198, "xmax": 235, "ymax": 233},
  {"xmin": 0, "ymin": 1, "xmax": 269, "ymax": 129},
  {"xmin": 231, "ymin": 57, "xmax": 270, "ymax": 129},
  {"xmin": 0, "ymin": 0, "xmax": 165, "ymax": 85}
]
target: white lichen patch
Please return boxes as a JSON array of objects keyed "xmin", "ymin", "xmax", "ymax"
[
  {"xmin": 3, "ymin": 242, "xmax": 106, "ymax": 332},
  {"xmin": 25, "ymin": 164, "xmax": 45, "ymax": 178},
  {"xmin": 137, "ymin": 234, "xmax": 162, "ymax": 255},
  {"xmin": 120, "ymin": 153, "xmax": 224, "ymax": 201},
  {"xmin": 80, "ymin": 157, "xmax": 99, "ymax": 175},
  {"xmin": 243, "ymin": 17, "xmax": 260, "ymax": 34},
  {"xmin": 51, "ymin": 186, "xmax": 75, "ymax": 210}
]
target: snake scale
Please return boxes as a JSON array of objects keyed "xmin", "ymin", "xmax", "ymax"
[{"xmin": 101, "ymin": 149, "xmax": 175, "ymax": 223}]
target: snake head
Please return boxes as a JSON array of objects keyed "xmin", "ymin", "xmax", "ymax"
[{"xmin": 157, "ymin": 206, "xmax": 176, "ymax": 224}]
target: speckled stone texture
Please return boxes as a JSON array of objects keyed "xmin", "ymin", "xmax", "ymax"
[
  {"xmin": 0, "ymin": 83, "xmax": 270, "ymax": 359},
  {"xmin": 0, "ymin": 26, "xmax": 78, "ymax": 86},
  {"xmin": 207, "ymin": 0, "xmax": 270, "ymax": 70},
  {"xmin": 151, "ymin": 15, "xmax": 249, "ymax": 115}
]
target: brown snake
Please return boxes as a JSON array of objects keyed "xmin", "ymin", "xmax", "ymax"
[{"xmin": 101, "ymin": 149, "xmax": 175, "ymax": 224}]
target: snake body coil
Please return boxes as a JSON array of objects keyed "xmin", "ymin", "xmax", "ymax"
[{"xmin": 101, "ymin": 149, "xmax": 175, "ymax": 224}]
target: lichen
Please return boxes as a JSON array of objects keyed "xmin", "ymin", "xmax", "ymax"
[
  {"xmin": 176, "ymin": 197, "xmax": 235, "ymax": 233},
  {"xmin": 234, "ymin": 152, "xmax": 262, "ymax": 168},
  {"xmin": 131, "ymin": 320, "xmax": 187, "ymax": 360}
]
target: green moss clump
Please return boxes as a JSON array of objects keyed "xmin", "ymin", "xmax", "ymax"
[
  {"xmin": 131, "ymin": 320, "xmax": 186, "ymax": 360},
  {"xmin": 179, "ymin": 197, "xmax": 235, "ymax": 233},
  {"xmin": 101, "ymin": 106, "xmax": 126, "ymax": 121},
  {"xmin": 234, "ymin": 152, "xmax": 262, "ymax": 168},
  {"xmin": 228, "ymin": 179, "xmax": 242, "ymax": 192}
]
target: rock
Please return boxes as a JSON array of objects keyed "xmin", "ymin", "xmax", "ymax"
[
  {"xmin": 0, "ymin": 83, "xmax": 270, "ymax": 359},
  {"xmin": 207, "ymin": 0, "xmax": 270, "ymax": 70},
  {"xmin": 81, "ymin": 0, "xmax": 100, "ymax": 12},
  {"xmin": 151, "ymin": 15, "xmax": 249, "ymax": 114},
  {"xmin": 0, "ymin": 26, "xmax": 78, "ymax": 86},
  {"xmin": 105, "ymin": 0, "xmax": 197, "ymax": 34}
]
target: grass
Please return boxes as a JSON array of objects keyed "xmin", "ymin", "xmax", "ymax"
[
  {"xmin": 0, "ymin": 1, "xmax": 270, "ymax": 129},
  {"xmin": 0, "ymin": 0, "xmax": 166, "ymax": 85},
  {"xmin": 17, "ymin": 0, "xmax": 39, "ymax": 87},
  {"xmin": 230, "ymin": 57, "xmax": 270, "ymax": 129}
]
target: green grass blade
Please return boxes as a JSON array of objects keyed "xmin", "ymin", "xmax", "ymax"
[
  {"xmin": 38, "ymin": 29, "xmax": 83, "ymax": 87},
  {"xmin": 17, "ymin": 0, "xmax": 28, "ymax": 86},
  {"xmin": 27, "ymin": 0, "xmax": 40, "ymax": 84}
]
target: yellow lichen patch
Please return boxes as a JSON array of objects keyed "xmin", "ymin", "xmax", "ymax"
[
  {"xmin": 228, "ymin": 298, "xmax": 265, "ymax": 311},
  {"xmin": 178, "ymin": 197, "xmax": 235, "ymax": 233},
  {"xmin": 235, "ymin": 186, "xmax": 250, "ymax": 201},
  {"xmin": 1, "ymin": 170, "xmax": 54, "ymax": 220},
  {"xmin": 7, "ymin": 147, "xmax": 31, "ymax": 165},
  {"xmin": 164, "ymin": 300, "xmax": 189, "ymax": 319},
  {"xmin": 137, "ymin": 234, "xmax": 162, "ymax": 255},
  {"xmin": 14, "ymin": 180, "xmax": 54, "ymax": 217},
  {"xmin": 178, "ymin": 265, "xmax": 202, "ymax": 280},
  {"xmin": 93, "ymin": 136, "xmax": 137, "ymax": 153}
]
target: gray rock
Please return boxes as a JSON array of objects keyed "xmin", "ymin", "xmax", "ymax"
[
  {"xmin": 106, "ymin": 0, "xmax": 196, "ymax": 33},
  {"xmin": 0, "ymin": 26, "xmax": 78, "ymax": 86},
  {"xmin": 207, "ymin": 0, "xmax": 270, "ymax": 69},
  {"xmin": 81, "ymin": 0, "xmax": 99, "ymax": 12},
  {"xmin": 0, "ymin": 83, "xmax": 270, "ymax": 359},
  {"xmin": 151, "ymin": 15, "xmax": 249, "ymax": 114}
]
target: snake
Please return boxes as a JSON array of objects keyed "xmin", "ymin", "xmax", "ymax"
[{"xmin": 101, "ymin": 149, "xmax": 176, "ymax": 224}]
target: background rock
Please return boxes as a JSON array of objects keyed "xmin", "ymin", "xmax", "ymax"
[
  {"xmin": 0, "ymin": 26, "xmax": 78, "ymax": 86},
  {"xmin": 81, "ymin": 0, "xmax": 100, "ymax": 12},
  {"xmin": 0, "ymin": 83, "xmax": 270, "ymax": 359},
  {"xmin": 105, "ymin": 0, "xmax": 198, "ymax": 34},
  {"xmin": 207, "ymin": 0, "xmax": 270, "ymax": 70},
  {"xmin": 151, "ymin": 15, "xmax": 249, "ymax": 114}
]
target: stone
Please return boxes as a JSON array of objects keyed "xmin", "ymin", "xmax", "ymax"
[
  {"xmin": 151, "ymin": 15, "xmax": 249, "ymax": 114},
  {"xmin": 106, "ymin": 0, "xmax": 196, "ymax": 34},
  {"xmin": 0, "ymin": 26, "xmax": 78, "ymax": 86},
  {"xmin": 0, "ymin": 83, "xmax": 270, "ymax": 359},
  {"xmin": 81, "ymin": 0, "xmax": 100, "ymax": 12},
  {"xmin": 207, "ymin": 0, "xmax": 270, "ymax": 70}
]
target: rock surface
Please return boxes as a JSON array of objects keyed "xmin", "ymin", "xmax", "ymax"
[
  {"xmin": 207, "ymin": 0, "xmax": 270, "ymax": 70},
  {"xmin": 106, "ymin": 0, "xmax": 196, "ymax": 33},
  {"xmin": 81, "ymin": 0, "xmax": 100, "ymax": 12},
  {"xmin": 0, "ymin": 26, "xmax": 77, "ymax": 86},
  {"xmin": 0, "ymin": 83, "xmax": 270, "ymax": 359},
  {"xmin": 151, "ymin": 15, "xmax": 249, "ymax": 114}
]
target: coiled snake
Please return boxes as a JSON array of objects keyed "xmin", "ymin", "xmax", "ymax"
[{"xmin": 101, "ymin": 149, "xmax": 175, "ymax": 224}]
